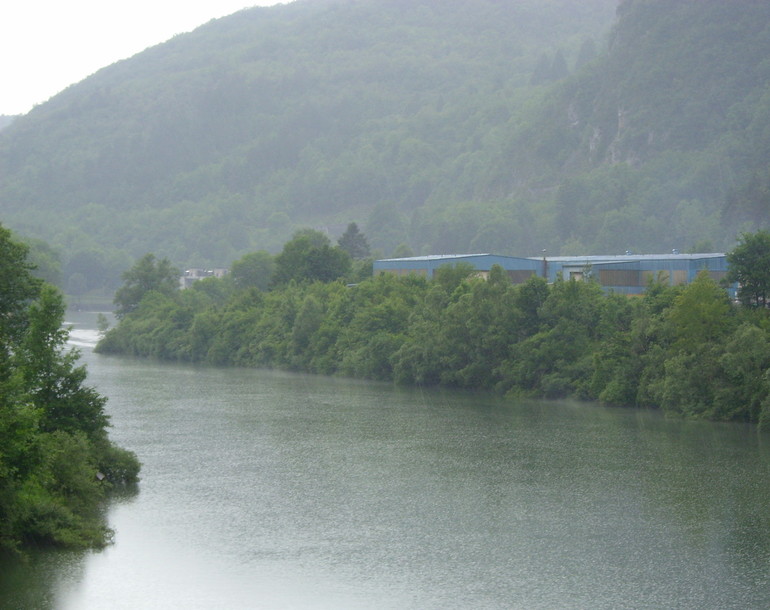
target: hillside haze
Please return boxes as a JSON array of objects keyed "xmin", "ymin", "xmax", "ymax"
[{"xmin": 2, "ymin": 0, "xmax": 769, "ymax": 291}]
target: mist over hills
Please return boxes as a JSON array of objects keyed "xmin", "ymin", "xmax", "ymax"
[
  {"xmin": 1, "ymin": 0, "xmax": 768, "ymax": 291},
  {"xmin": 0, "ymin": 116, "xmax": 17, "ymax": 131}
]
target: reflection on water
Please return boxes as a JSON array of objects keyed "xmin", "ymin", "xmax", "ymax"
[{"xmin": 2, "ymin": 311, "xmax": 769, "ymax": 608}]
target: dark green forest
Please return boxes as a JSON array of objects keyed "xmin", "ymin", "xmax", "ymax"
[
  {"xmin": 4, "ymin": 0, "xmax": 769, "ymax": 298},
  {"xmin": 0, "ymin": 225, "xmax": 140, "ymax": 554},
  {"xmin": 97, "ymin": 230, "xmax": 770, "ymax": 429}
]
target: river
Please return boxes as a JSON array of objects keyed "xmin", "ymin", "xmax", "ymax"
[{"xmin": 2, "ymin": 311, "xmax": 769, "ymax": 609}]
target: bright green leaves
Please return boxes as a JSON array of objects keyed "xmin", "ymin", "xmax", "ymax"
[
  {"xmin": 0, "ymin": 224, "xmax": 139, "ymax": 553},
  {"xmin": 717, "ymin": 324, "xmax": 770, "ymax": 422},
  {"xmin": 727, "ymin": 230, "xmax": 770, "ymax": 308},
  {"xmin": 113, "ymin": 253, "xmax": 179, "ymax": 319},
  {"xmin": 668, "ymin": 270, "xmax": 734, "ymax": 351},
  {"xmin": 0, "ymin": 226, "xmax": 42, "ymax": 382},
  {"xmin": 272, "ymin": 230, "xmax": 352, "ymax": 286},
  {"xmin": 231, "ymin": 250, "xmax": 275, "ymax": 291}
]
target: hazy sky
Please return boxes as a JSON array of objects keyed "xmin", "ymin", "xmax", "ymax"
[{"xmin": 0, "ymin": 1, "xmax": 289, "ymax": 116}]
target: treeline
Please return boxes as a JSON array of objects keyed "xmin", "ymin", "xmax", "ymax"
[
  {"xmin": 0, "ymin": 225, "xmax": 140, "ymax": 554},
  {"xmin": 97, "ymin": 231, "xmax": 770, "ymax": 429}
]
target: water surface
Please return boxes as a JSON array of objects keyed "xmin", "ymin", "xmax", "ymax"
[{"xmin": 2, "ymin": 311, "xmax": 768, "ymax": 608}]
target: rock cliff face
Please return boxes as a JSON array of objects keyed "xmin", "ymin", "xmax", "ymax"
[
  {"xmin": 531, "ymin": 0, "xmax": 770, "ymax": 250},
  {"xmin": 563, "ymin": 0, "xmax": 770, "ymax": 170},
  {"xmin": 485, "ymin": 0, "xmax": 770, "ymax": 256}
]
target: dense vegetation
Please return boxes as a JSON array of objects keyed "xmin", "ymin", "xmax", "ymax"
[
  {"xmin": 0, "ymin": 116, "xmax": 16, "ymax": 131},
  {"xmin": 0, "ymin": 0, "xmax": 616, "ymax": 284},
  {"xmin": 10, "ymin": 0, "xmax": 767, "ymax": 289},
  {"xmin": 97, "ymin": 231, "xmax": 770, "ymax": 429},
  {"xmin": 507, "ymin": 0, "xmax": 770, "ymax": 255},
  {"xmin": 0, "ymin": 225, "xmax": 140, "ymax": 554}
]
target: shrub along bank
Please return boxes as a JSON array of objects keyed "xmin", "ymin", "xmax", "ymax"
[
  {"xmin": 0, "ymin": 225, "xmax": 140, "ymax": 554},
  {"xmin": 97, "ymin": 260, "xmax": 770, "ymax": 429}
]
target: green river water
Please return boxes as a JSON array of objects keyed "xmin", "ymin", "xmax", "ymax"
[{"xmin": 1, "ymin": 311, "xmax": 769, "ymax": 609}]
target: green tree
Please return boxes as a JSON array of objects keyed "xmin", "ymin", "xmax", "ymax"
[
  {"xmin": 64, "ymin": 249, "xmax": 111, "ymax": 293},
  {"xmin": 272, "ymin": 230, "xmax": 351, "ymax": 285},
  {"xmin": 668, "ymin": 270, "xmax": 733, "ymax": 351},
  {"xmin": 0, "ymin": 226, "xmax": 42, "ymax": 378},
  {"xmin": 499, "ymin": 277, "xmax": 604, "ymax": 398},
  {"xmin": 0, "ymin": 225, "xmax": 139, "ymax": 553},
  {"xmin": 23, "ymin": 237, "xmax": 62, "ymax": 286},
  {"xmin": 391, "ymin": 243, "xmax": 414, "ymax": 258},
  {"xmin": 230, "ymin": 250, "xmax": 275, "ymax": 291},
  {"xmin": 337, "ymin": 222, "xmax": 371, "ymax": 260},
  {"xmin": 713, "ymin": 324, "xmax": 770, "ymax": 421},
  {"xmin": 272, "ymin": 230, "xmax": 330, "ymax": 286},
  {"xmin": 92, "ymin": 232, "xmax": 770, "ymax": 426},
  {"xmin": 513, "ymin": 275, "xmax": 549, "ymax": 338},
  {"xmin": 530, "ymin": 53, "xmax": 551, "ymax": 85},
  {"xmin": 307, "ymin": 246, "xmax": 352, "ymax": 283},
  {"xmin": 113, "ymin": 253, "xmax": 180, "ymax": 319},
  {"xmin": 433, "ymin": 262, "xmax": 477, "ymax": 292},
  {"xmin": 727, "ymin": 230, "xmax": 770, "ymax": 308},
  {"xmin": 20, "ymin": 286, "xmax": 110, "ymax": 437},
  {"xmin": 290, "ymin": 294, "xmax": 325, "ymax": 367}
]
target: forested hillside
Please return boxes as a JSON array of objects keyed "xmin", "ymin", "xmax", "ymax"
[
  {"xmin": 0, "ymin": 0, "xmax": 613, "ymax": 291},
  {"xmin": 498, "ymin": 0, "xmax": 770, "ymax": 255},
  {"xmin": 2, "ymin": 0, "xmax": 770, "ymax": 293},
  {"xmin": 0, "ymin": 116, "xmax": 16, "ymax": 131}
]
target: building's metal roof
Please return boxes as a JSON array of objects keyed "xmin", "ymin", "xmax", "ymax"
[
  {"xmin": 378, "ymin": 253, "xmax": 726, "ymax": 264},
  {"xmin": 535, "ymin": 253, "xmax": 726, "ymax": 264},
  {"xmin": 376, "ymin": 253, "xmax": 492, "ymax": 262}
]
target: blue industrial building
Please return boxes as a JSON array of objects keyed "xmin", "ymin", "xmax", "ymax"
[
  {"xmin": 372, "ymin": 254, "xmax": 542, "ymax": 283},
  {"xmin": 543, "ymin": 253, "xmax": 732, "ymax": 296},
  {"xmin": 374, "ymin": 252, "xmax": 735, "ymax": 296}
]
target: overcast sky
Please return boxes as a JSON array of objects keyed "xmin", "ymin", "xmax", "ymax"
[{"xmin": 0, "ymin": 1, "xmax": 289, "ymax": 116}]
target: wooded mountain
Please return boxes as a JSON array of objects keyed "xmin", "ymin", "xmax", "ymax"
[
  {"xmin": 0, "ymin": 116, "xmax": 17, "ymax": 131},
  {"xmin": 1, "ymin": 0, "xmax": 768, "ymax": 291}
]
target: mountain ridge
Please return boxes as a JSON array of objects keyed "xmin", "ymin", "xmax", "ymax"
[{"xmin": 3, "ymin": 0, "xmax": 769, "ymax": 291}]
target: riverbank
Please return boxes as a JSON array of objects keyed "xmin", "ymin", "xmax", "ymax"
[
  {"xmin": 0, "ymin": 227, "xmax": 139, "ymax": 555},
  {"xmin": 96, "ymin": 266, "xmax": 770, "ymax": 428},
  {"xmin": 6, "ymin": 319, "xmax": 770, "ymax": 608}
]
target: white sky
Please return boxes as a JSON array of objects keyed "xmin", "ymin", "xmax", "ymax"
[{"xmin": 0, "ymin": 1, "xmax": 289, "ymax": 116}]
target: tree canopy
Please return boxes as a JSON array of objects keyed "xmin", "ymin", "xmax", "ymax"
[
  {"xmin": 272, "ymin": 230, "xmax": 352, "ymax": 286},
  {"xmin": 0, "ymin": 224, "xmax": 140, "ymax": 553},
  {"xmin": 230, "ymin": 250, "xmax": 275, "ymax": 291},
  {"xmin": 727, "ymin": 230, "xmax": 770, "ymax": 308},
  {"xmin": 113, "ymin": 254, "xmax": 180, "ymax": 319},
  {"xmin": 337, "ymin": 223, "xmax": 371, "ymax": 260}
]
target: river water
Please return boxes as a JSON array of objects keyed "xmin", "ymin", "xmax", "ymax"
[{"xmin": 2, "ymin": 311, "xmax": 769, "ymax": 609}]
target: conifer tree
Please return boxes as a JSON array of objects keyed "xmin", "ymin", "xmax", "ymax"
[{"xmin": 338, "ymin": 222, "xmax": 371, "ymax": 260}]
